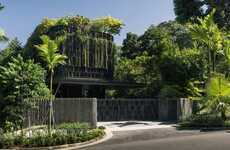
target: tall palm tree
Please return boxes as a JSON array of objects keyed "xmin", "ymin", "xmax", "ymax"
[{"xmin": 35, "ymin": 35, "xmax": 67, "ymax": 133}]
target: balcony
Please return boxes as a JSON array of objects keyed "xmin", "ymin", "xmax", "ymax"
[{"xmin": 55, "ymin": 65, "xmax": 113, "ymax": 81}]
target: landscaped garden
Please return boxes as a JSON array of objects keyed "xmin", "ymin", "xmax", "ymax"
[
  {"xmin": 0, "ymin": 2, "xmax": 122, "ymax": 148},
  {"xmin": 1, "ymin": 0, "xmax": 230, "ymax": 148}
]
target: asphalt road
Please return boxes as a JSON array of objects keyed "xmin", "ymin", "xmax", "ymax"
[{"xmin": 79, "ymin": 129, "xmax": 230, "ymax": 150}]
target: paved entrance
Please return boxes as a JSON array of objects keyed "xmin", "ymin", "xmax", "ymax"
[
  {"xmin": 79, "ymin": 131, "xmax": 230, "ymax": 150},
  {"xmin": 98, "ymin": 121, "xmax": 176, "ymax": 131}
]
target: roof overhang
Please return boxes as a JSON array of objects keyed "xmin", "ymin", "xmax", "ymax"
[{"xmin": 55, "ymin": 77, "xmax": 144, "ymax": 88}]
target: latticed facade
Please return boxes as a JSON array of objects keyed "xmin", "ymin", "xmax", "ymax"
[
  {"xmin": 54, "ymin": 30, "xmax": 116, "ymax": 98},
  {"xmin": 57, "ymin": 31, "xmax": 115, "ymax": 81}
]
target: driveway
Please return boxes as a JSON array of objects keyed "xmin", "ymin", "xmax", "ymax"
[
  {"xmin": 80, "ymin": 131, "xmax": 230, "ymax": 150},
  {"xmin": 79, "ymin": 121, "xmax": 228, "ymax": 150}
]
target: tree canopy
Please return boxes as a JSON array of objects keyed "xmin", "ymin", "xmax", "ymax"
[{"xmin": 174, "ymin": 0, "xmax": 230, "ymax": 30}]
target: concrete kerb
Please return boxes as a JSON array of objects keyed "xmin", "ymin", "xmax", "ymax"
[{"xmin": 17, "ymin": 127, "xmax": 113, "ymax": 150}]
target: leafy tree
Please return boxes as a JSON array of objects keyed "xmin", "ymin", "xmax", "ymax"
[
  {"xmin": 159, "ymin": 47, "xmax": 206, "ymax": 97},
  {"xmin": 205, "ymin": 0, "xmax": 230, "ymax": 30},
  {"xmin": 114, "ymin": 52, "xmax": 160, "ymax": 98},
  {"xmin": 0, "ymin": 38, "xmax": 22, "ymax": 65},
  {"xmin": 0, "ymin": 55, "xmax": 50, "ymax": 131},
  {"xmin": 115, "ymin": 21, "xmax": 203, "ymax": 98},
  {"xmin": 173, "ymin": 0, "xmax": 204, "ymax": 23},
  {"xmin": 35, "ymin": 35, "xmax": 67, "ymax": 133},
  {"xmin": 139, "ymin": 21, "xmax": 192, "ymax": 57},
  {"xmin": 174, "ymin": 0, "xmax": 230, "ymax": 30},
  {"xmin": 121, "ymin": 32, "xmax": 140, "ymax": 59}
]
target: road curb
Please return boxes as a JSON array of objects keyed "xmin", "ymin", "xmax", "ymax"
[
  {"xmin": 200, "ymin": 127, "xmax": 230, "ymax": 132},
  {"xmin": 65, "ymin": 127, "xmax": 113, "ymax": 150}
]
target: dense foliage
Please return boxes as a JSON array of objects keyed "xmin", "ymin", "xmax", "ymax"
[
  {"xmin": 0, "ymin": 38, "xmax": 23, "ymax": 65},
  {"xmin": 113, "ymin": 21, "xmax": 206, "ymax": 98},
  {"xmin": 0, "ymin": 55, "xmax": 50, "ymax": 131},
  {"xmin": 173, "ymin": 0, "xmax": 230, "ymax": 30},
  {"xmin": 174, "ymin": 0, "xmax": 204, "ymax": 23}
]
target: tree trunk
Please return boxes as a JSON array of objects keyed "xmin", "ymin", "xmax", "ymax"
[
  {"xmin": 208, "ymin": 49, "xmax": 211, "ymax": 76},
  {"xmin": 212, "ymin": 51, "xmax": 215, "ymax": 73},
  {"xmin": 48, "ymin": 70, "xmax": 54, "ymax": 135}
]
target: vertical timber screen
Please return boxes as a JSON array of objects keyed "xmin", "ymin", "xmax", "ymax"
[{"xmin": 28, "ymin": 98, "xmax": 97, "ymax": 127}]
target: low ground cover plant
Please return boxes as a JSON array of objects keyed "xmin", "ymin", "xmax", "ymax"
[{"xmin": 0, "ymin": 122, "xmax": 105, "ymax": 149}]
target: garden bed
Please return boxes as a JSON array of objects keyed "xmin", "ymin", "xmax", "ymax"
[{"xmin": 0, "ymin": 123, "xmax": 105, "ymax": 149}]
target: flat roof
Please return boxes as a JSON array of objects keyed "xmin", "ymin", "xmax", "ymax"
[{"xmin": 55, "ymin": 77, "xmax": 144, "ymax": 88}]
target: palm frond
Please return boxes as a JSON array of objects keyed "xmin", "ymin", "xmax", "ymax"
[
  {"xmin": 35, "ymin": 35, "xmax": 67, "ymax": 71},
  {"xmin": 206, "ymin": 73, "xmax": 230, "ymax": 97}
]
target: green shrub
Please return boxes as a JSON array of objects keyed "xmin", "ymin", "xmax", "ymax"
[
  {"xmin": 179, "ymin": 114, "xmax": 225, "ymax": 128},
  {"xmin": 0, "ymin": 133, "xmax": 15, "ymax": 148},
  {"xmin": 224, "ymin": 120, "xmax": 230, "ymax": 127},
  {"xmin": 159, "ymin": 85, "xmax": 184, "ymax": 98}
]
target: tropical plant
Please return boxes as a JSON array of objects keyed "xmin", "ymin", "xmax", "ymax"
[
  {"xmin": 188, "ymin": 9, "xmax": 223, "ymax": 75},
  {"xmin": 35, "ymin": 35, "xmax": 67, "ymax": 133},
  {"xmin": 204, "ymin": 73, "xmax": 230, "ymax": 120}
]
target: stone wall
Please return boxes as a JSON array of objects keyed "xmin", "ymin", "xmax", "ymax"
[
  {"xmin": 158, "ymin": 98, "xmax": 193, "ymax": 121},
  {"xmin": 97, "ymin": 99, "xmax": 158, "ymax": 121}
]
